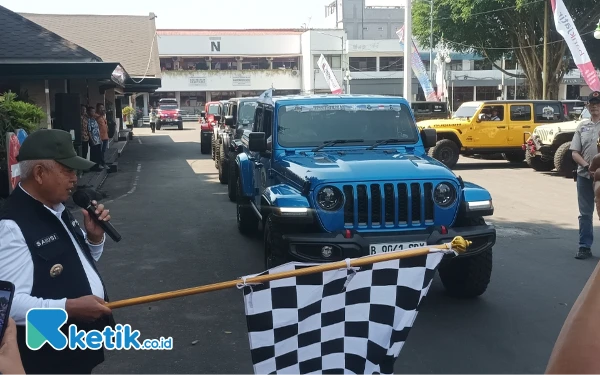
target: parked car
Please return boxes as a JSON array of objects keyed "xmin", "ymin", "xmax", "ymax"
[
  {"xmin": 213, "ymin": 97, "xmax": 258, "ymax": 196},
  {"xmin": 523, "ymin": 108, "xmax": 591, "ymax": 177},
  {"xmin": 200, "ymin": 101, "xmax": 221, "ymax": 155},
  {"xmin": 156, "ymin": 98, "xmax": 183, "ymax": 130},
  {"xmin": 417, "ymin": 100, "xmax": 567, "ymax": 168},
  {"xmin": 233, "ymin": 94, "xmax": 497, "ymax": 298},
  {"xmin": 212, "ymin": 100, "xmax": 230, "ymax": 166}
]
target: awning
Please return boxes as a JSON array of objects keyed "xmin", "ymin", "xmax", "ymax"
[
  {"xmin": 123, "ymin": 77, "xmax": 162, "ymax": 93},
  {"xmin": 0, "ymin": 62, "xmax": 119, "ymax": 79}
]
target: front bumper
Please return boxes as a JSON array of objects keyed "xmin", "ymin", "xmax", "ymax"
[
  {"xmin": 159, "ymin": 118, "xmax": 182, "ymax": 124},
  {"xmin": 279, "ymin": 224, "xmax": 496, "ymax": 264}
]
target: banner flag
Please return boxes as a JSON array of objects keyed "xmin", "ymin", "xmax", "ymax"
[
  {"xmin": 396, "ymin": 27, "xmax": 439, "ymax": 101},
  {"xmin": 240, "ymin": 250, "xmax": 452, "ymax": 374},
  {"xmin": 258, "ymin": 88, "xmax": 274, "ymax": 105},
  {"xmin": 551, "ymin": 0, "xmax": 600, "ymax": 91},
  {"xmin": 317, "ymin": 54, "xmax": 343, "ymax": 94}
]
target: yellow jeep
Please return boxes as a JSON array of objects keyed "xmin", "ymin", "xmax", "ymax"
[{"xmin": 417, "ymin": 100, "xmax": 567, "ymax": 168}]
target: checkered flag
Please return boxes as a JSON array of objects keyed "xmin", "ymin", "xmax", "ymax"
[{"xmin": 239, "ymin": 250, "xmax": 450, "ymax": 374}]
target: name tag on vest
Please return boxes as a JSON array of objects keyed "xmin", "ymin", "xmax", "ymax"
[{"xmin": 35, "ymin": 234, "xmax": 59, "ymax": 248}]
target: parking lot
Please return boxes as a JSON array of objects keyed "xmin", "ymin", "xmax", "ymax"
[{"xmin": 93, "ymin": 123, "xmax": 599, "ymax": 374}]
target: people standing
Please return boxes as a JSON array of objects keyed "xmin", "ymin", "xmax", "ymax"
[
  {"xmin": 0, "ymin": 129, "xmax": 115, "ymax": 374},
  {"xmin": 96, "ymin": 103, "xmax": 109, "ymax": 169},
  {"xmin": 570, "ymin": 91, "xmax": 600, "ymax": 259},
  {"xmin": 87, "ymin": 106, "xmax": 102, "ymax": 171},
  {"xmin": 149, "ymin": 106, "xmax": 157, "ymax": 133},
  {"xmin": 80, "ymin": 104, "xmax": 89, "ymax": 160}
]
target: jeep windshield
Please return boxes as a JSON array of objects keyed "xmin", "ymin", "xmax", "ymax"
[
  {"xmin": 452, "ymin": 103, "xmax": 480, "ymax": 119},
  {"xmin": 238, "ymin": 102, "xmax": 257, "ymax": 126},
  {"xmin": 207, "ymin": 104, "xmax": 220, "ymax": 115},
  {"xmin": 277, "ymin": 103, "xmax": 418, "ymax": 148}
]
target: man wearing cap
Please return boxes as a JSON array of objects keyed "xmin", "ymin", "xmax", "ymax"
[
  {"xmin": 570, "ymin": 91, "xmax": 600, "ymax": 259},
  {"xmin": 0, "ymin": 129, "xmax": 115, "ymax": 373}
]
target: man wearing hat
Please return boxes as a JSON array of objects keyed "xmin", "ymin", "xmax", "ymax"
[
  {"xmin": 0, "ymin": 129, "xmax": 115, "ymax": 373},
  {"xmin": 570, "ymin": 91, "xmax": 600, "ymax": 259}
]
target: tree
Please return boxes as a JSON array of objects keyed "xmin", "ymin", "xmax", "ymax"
[{"xmin": 412, "ymin": 0, "xmax": 600, "ymax": 100}]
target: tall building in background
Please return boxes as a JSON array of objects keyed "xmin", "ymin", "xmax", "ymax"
[{"xmin": 325, "ymin": 0, "xmax": 404, "ymax": 40}]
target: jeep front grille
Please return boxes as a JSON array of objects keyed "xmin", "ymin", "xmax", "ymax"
[
  {"xmin": 535, "ymin": 129, "xmax": 551, "ymax": 143},
  {"xmin": 342, "ymin": 182, "xmax": 435, "ymax": 228}
]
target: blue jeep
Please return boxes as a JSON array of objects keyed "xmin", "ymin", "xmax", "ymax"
[{"xmin": 233, "ymin": 94, "xmax": 497, "ymax": 298}]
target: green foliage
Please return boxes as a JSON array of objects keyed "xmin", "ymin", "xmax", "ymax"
[
  {"xmin": 412, "ymin": 0, "xmax": 600, "ymax": 99},
  {"xmin": 0, "ymin": 91, "xmax": 45, "ymax": 159}
]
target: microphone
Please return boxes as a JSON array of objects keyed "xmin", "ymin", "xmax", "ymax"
[{"xmin": 72, "ymin": 189, "xmax": 122, "ymax": 242}]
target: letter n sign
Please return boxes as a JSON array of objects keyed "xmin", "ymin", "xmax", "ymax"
[{"xmin": 211, "ymin": 41, "xmax": 220, "ymax": 52}]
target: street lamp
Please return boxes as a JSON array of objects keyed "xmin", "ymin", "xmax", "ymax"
[{"xmin": 594, "ymin": 20, "xmax": 600, "ymax": 39}]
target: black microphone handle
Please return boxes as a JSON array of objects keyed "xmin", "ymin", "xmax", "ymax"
[{"xmin": 85, "ymin": 205, "xmax": 122, "ymax": 242}]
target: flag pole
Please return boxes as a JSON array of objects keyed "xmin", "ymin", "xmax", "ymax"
[
  {"xmin": 105, "ymin": 236, "xmax": 471, "ymax": 310},
  {"xmin": 543, "ymin": 0, "xmax": 549, "ymax": 100}
]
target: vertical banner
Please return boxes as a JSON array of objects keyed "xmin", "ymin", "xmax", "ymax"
[
  {"xmin": 6, "ymin": 132, "xmax": 20, "ymax": 193},
  {"xmin": 551, "ymin": 0, "xmax": 600, "ymax": 91},
  {"xmin": 396, "ymin": 27, "xmax": 439, "ymax": 101},
  {"xmin": 317, "ymin": 54, "xmax": 343, "ymax": 94}
]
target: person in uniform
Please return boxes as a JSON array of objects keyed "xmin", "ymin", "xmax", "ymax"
[
  {"xmin": 0, "ymin": 129, "xmax": 115, "ymax": 374},
  {"xmin": 570, "ymin": 91, "xmax": 600, "ymax": 259}
]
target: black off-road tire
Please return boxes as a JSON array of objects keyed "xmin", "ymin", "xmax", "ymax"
[
  {"xmin": 218, "ymin": 145, "xmax": 228, "ymax": 184},
  {"xmin": 236, "ymin": 175, "xmax": 258, "ymax": 236},
  {"xmin": 502, "ymin": 151, "xmax": 525, "ymax": 163},
  {"xmin": 264, "ymin": 214, "xmax": 287, "ymax": 269},
  {"xmin": 554, "ymin": 141, "xmax": 576, "ymax": 178},
  {"xmin": 428, "ymin": 139, "xmax": 460, "ymax": 168},
  {"xmin": 438, "ymin": 217, "xmax": 492, "ymax": 298},
  {"xmin": 227, "ymin": 156, "xmax": 237, "ymax": 202},
  {"xmin": 211, "ymin": 136, "xmax": 216, "ymax": 160},
  {"xmin": 525, "ymin": 152, "xmax": 554, "ymax": 171}
]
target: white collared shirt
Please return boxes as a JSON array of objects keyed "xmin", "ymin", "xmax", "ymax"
[{"xmin": 0, "ymin": 185, "xmax": 106, "ymax": 325}]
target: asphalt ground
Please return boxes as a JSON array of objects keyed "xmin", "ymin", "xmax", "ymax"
[{"xmin": 86, "ymin": 122, "xmax": 600, "ymax": 374}]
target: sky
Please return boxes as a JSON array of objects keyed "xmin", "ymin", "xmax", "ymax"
[{"xmin": 0, "ymin": 0, "xmax": 337, "ymax": 29}]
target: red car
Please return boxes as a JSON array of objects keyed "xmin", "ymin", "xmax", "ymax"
[
  {"xmin": 156, "ymin": 98, "xmax": 183, "ymax": 130},
  {"xmin": 200, "ymin": 101, "xmax": 221, "ymax": 154}
]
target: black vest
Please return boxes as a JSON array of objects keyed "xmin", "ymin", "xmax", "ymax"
[{"xmin": 0, "ymin": 186, "xmax": 115, "ymax": 373}]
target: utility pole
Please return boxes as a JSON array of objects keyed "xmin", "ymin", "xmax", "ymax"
[
  {"xmin": 429, "ymin": 0, "xmax": 433, "ymax": 82},
  {"xmin": 404, "ymin": 0, "xmax": 413, "ymax": 103},
  {"xmin": 542, "ymin": 0, "xmax": 548, "ymax": 100}
]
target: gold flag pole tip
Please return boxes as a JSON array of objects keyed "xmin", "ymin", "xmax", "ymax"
[{"xmin": 449, "ymin": 236, "xmax": 471, "ymax": 254}]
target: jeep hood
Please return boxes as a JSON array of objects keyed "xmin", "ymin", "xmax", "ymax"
[
  {"xmin": 535, "ymin": 119, "xmax": 580, "ymax": 132},
  {"xmin": 418, "ymin": 119, "xmax": 470, "ymax": 129},
  {"xmin": 278, "ymin": 151, "xmax": 457, "ymax": 184}
]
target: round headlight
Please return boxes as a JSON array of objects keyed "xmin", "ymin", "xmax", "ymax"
[
  {"xmin": 317, "ymin": 186, "xmax": 343, "ymax": 211},
  {"xmin": 434, "ymin": 183, "xmax": 456, "ymax": 207}
]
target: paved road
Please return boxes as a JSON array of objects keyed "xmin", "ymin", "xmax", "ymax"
[{"xmin": 91, "ymin": 123, "xmax": 600, "ymax": 374}]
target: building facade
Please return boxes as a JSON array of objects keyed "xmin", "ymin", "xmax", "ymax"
[{"xmin": 155, "ymin": 28, "xmax": 352, "ymax": 114}]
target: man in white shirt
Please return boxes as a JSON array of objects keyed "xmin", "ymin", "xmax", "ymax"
[{"xmin": 0, "ymin": 129, "xmax": 114, "ymax": 374}]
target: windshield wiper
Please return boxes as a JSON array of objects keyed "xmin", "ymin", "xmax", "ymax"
[
  {"xmin": 311, "ymin": 139, "xmax": 364, "ymax": 152},
  {"xmin": 366, "ymin": 138, "xmax": 409, "ymax": 150}
]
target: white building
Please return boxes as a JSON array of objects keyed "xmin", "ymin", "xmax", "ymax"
[{"xmin": 154, "ymin": 28, "xmax": 351, "ymax": 114}]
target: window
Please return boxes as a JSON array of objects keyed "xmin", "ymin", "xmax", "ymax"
[
  {"xmin": 510, "ymin": 105, "xmax": 532, "ymax": 121},
  {"xmin": 480, "ymin": 105, "xmax": 504, "ymax": 121},
  {"xmin": 349, "ymin": 57, "xmax": 376, "ymax": 72},
  {"xmin": 534, "ymin": 103, "xmax": 562, "ymax": 122},
  {"xmin": 379, "ymin": 57, "xmax": 403, "ymax": 71},
  {"xmin": 474, "ymin": 60, "xmax": 493, "ymax": 70},
  {"xmin": 253, "ymin": 106, "xmax": 263, "ymax": 132},
  {"xmin": 263, "ymin": 108, "xmax": 273, "ymax": 140},
  {"xmin": 314, "ymin": 55, "xmax": 341, "ymax": 69}
]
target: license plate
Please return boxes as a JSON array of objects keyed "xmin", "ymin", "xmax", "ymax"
[
  {"xmin": 167, "ymin": 119, "xmax": 172, "ymax": 122},
  {"xmin": 369, "ymin": 242, "xmax": 426, "ymax": 255}
]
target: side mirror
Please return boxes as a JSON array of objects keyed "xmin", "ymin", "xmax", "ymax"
[
  {"xmin": 214, "ymin": 114, "xmax": 221, "ymax": 122},
  {"xmin": 225, "ymin": 115, "xmax": 235, "ymax": 126},
  {"xmin": 248, "ymin": 132, "xmax": 267, "ymax": 152},
  {"xmin": 420, "ymin": 128, "xmax": 437, "ymax": 149},
  {"xmin": 477, "ymin": 113, "xmax": 486, "ymax": 122},
  {"xmin": 200, "ymin": 111, "xmax": 206, "ymax": 119}
]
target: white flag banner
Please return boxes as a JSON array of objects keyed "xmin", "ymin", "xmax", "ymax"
[
  {"xmin": 240, "ymin": 249, "xmax": 453, "ymax": 374},
  {"xmin": 551, "ymin": 0, "xmax": 600, "ymax": 91},
  {"xmin": 317, "ymin": 54, "xmax": 343, "ymax": 94},
  {"xmin": 258, "ymin": 88, "xmax": 274, "ymax": 105}
]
